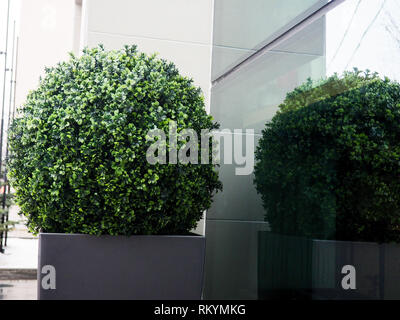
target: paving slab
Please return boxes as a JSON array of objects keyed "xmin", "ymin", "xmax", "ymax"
[
  {"xmin": 0, "ymin": 205, "xmax": 38, "ymax": 300},
  {"xmin": 0, "ymin": 237, "xmax": 38, "ymax": 269},
  {"xmin": 0, "ymin": 280, "xmax": 37, "ymax": 300}
]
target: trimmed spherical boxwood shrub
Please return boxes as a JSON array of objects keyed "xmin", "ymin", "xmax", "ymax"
[
  {"xmin": 8, "ymin": 45, "xmax": 222, "ymax": 236},
  {"xmin": 254, "ymin": 70, "xmax": 400, "ymax": 243}
]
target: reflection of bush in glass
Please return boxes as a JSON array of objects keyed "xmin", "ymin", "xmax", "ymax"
[{"xmin": 254, "ymin": 70, "xmax": 400, "ymax": 243}]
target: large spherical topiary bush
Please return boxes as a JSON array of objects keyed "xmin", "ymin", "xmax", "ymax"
[
  {"xmin": 8, "ymin": 45, "xmax": 222, "ymax": 235},
  {"xmin": 254, "ymin": 70, "xmax": 400, "ymax": 243}
]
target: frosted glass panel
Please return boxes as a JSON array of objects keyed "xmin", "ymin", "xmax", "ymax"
[
  {"xmin": 212, "ymin": 0, "xmax": 329, "ymax": 79},
  {"xmin": 213, "ymin": 0, "xmax": 328, "ymax": 49},
  {"xmin": 326, "ymin": 0, "xmax": 400, "ymax": 81},
  {"xmin": 211, "ymin": 52, "xmax": 325, "ymax": 134}
]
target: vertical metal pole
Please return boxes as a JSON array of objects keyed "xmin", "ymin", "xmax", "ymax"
[
  {"xmin": 4, "ymin": 21, "xmax": 16, "ymax": 247},
  {"xmin": 7, "ymin": 22, "xmax": 15, "ymax": 145},
  {"xmin": 0, "ymin": 0, "xmax": 10, "ymax": 172},
  {"xmin": 11, "ymin": 37, "xmax": 18, "ymax": 121},
  {"xmin": 0, "ymin": 0, "xmax": 11, "ymax": 254},
  {"xmin": 4, "ymin": 37, "xmax": 18, "ymax": 248}
]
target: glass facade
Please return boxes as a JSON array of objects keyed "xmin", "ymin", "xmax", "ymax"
[
  {"xmin": 205, "ymin": 0, "xmax": 400, "ymax": 300},
  {"xmin": 211, "ymin": 0, "xmax": 330, "ymax": 80}
]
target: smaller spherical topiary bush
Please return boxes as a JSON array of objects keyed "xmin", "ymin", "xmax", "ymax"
[
  {"xmin": 254, "ymin": 70, "xmax": 400, "ymax": 243},
  {"xmin": 8, "ymin": 45, "xmax": 222, "ymax": 236}
]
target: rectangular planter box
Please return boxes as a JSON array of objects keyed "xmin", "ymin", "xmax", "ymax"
[
  {"xmin": 258, "ymin": 232, "xmax": 400, "ymax": 300},
  {"xmin": 38, "ymin": 233, "xmax": 205, "ymax": 300}
]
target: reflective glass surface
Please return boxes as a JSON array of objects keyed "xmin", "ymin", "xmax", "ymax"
[{"xmin": 205, "ymin": 0, "xmax": 400, "ymax": 299}]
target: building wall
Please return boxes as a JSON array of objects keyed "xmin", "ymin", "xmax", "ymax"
[
  {"xmin": 80, "ymin": 0, "xmax": 214, "ymax": 111},
  {"xmin": 79, "ymin": 0, "xmax": 215, "ymax": 235},
  {"xmin": 15, "ymin": 0, "xmax": 80, "ymax": 109}
]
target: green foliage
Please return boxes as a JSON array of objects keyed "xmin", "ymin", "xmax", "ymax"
[
  {"xmin": 254, "ymin": 70, "xmax": 400, "ymax": 243},
  {"xmin": 8, "ymin": 45, "xmax": 222, "ymax": 236}
]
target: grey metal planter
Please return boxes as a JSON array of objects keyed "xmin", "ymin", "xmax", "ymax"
[
  {"xmin": 312, "ymin": 240, "xmax": 400, "ymax": 300},
  {"xmin": 38, "ymin": 233, "xmax": 205, "ymax": 300}
]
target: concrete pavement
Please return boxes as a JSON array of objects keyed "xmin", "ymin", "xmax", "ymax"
[{"xmin": 0, "ymin": 204, "xmax": 38, "ymax": 300}]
